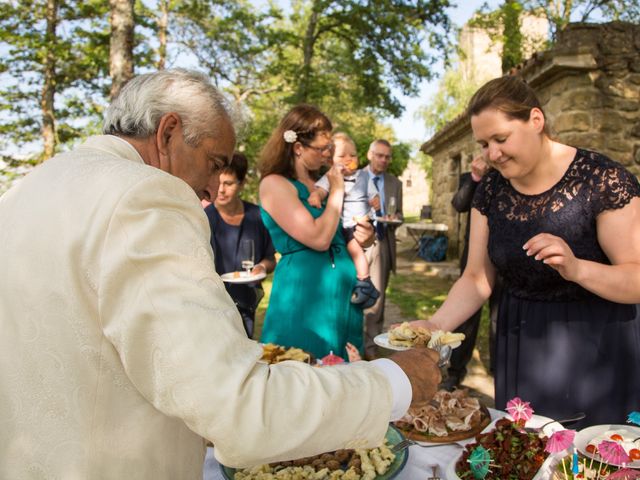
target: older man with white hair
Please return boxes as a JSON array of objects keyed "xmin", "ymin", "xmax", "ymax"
[{"xmin": 0, "ymin": 69, "xmax": 440, "ymax": 479}]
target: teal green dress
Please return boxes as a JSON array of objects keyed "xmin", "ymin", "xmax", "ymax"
[{"xmin": 260, "ymin": 180, "xmax": 363, "ymax": 359}]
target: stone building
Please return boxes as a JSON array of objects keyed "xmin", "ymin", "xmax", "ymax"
[
  {"xmin": 421, "ymin": 21, "xmax": 640, "ymax": 260},
  {"xmin": 399, "ymin": 159, "xmax": 430, "ymax": 216}
]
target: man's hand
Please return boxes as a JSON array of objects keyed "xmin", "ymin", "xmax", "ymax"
[
  {"xmin": 369, "ymin": 195, "xmax": 381, "ymax": 212},
  {"xmin": 389, "ymin": 348, "xmax": 441, "ymax": 408}
]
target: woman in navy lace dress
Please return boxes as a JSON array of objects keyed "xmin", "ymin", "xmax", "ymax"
[{"xmin": 420, "ymin": 76, "xmax": 640, "ymax": 427}]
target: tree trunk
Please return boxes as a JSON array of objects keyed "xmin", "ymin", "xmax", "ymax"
[
  {"xmin": 109, "ymin": 0, "xmax": 135, "ymax": 99},
  {"xmin": 41, "ymin": 0, "xmax": 58, "ymax": 161},
  {"xmin": 157, "ymin": 0, "xmax": 169, "ymax": 70},
  {"xmin": 297, "ymin": 5, "xmax": 319, "ymax": 103}
]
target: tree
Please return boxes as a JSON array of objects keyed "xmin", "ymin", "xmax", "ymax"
[
  {"xmin": 0, "ymin": 0, "xmax": 111, "ymax": 161},
  {"xmin": 288, "ymin": 0, "xmax": 453, "ymax": 118},
  {"xmin": 109, "ymin": 0, "xmax": 135, "ymax": 98}
]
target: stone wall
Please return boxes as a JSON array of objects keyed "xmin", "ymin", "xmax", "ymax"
[{"xmin": 421, "ymin": 21, "xmax": 640, "ymax": 259}]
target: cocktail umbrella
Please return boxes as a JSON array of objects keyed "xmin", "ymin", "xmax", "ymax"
[
  {"xmin": 467, "ymin": 445, "xmax": 492, "ymax": 480},
  {"xmin": 506, "ymin": 397, "xmax": 534, "ymax": 425},
  {"xmin": 545, "ymin": 430, "xmax": 577, "ymax": 454},
  {"xmin": 320, "ymin": 351, "xmax": 344, "ymax": 366},
  {"xmin": 572, "ymin": 448, "xmax": 580, "ymax": 477},
  {"xmin": 607, "ymin": 468, "xmax": 640, "ymax": 479},
  {"xmin": 598, "ymin": 440, "xmax": 631, "ymax": 466},
  {"xmin": 545, "ymin": 432, "xmax": 577, "ymax": 480},
  {"xmin": 627, "ymin": 411, "xmax": 640, "ymax": 427}
]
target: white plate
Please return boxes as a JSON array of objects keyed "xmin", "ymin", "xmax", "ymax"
[
  {"xmin": 444, "ymin": 414, "xmax": 565, "ymax": 479},
  {"xmin": 375, "ymin": 216, "xmax": 403, "ymax": 225},
  {"xmin": 575, "ymin": 424, "xmax": 640, "ymax": 468},
  {"xmin": 373, "ymin": 333, "xmax": 409, "ymax": 351},
  {"xmin": 220, "ymin": 271, "xmax": 267, "ymax": 284}
]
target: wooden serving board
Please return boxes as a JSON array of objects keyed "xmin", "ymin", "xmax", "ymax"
[{"xmin": 396, "ymin": 405, "xmax": 491, "ymax": 444}]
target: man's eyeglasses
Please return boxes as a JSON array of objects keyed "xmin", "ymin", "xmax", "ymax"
[
  {"xmin": 372, "ymin": 152, "xmax": 391, "ymax": 160},
  {"xmin": 301, "ymin": 142, "xmax": 334, "ymax": 154}
]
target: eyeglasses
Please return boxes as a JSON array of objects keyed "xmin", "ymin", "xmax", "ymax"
[
  {"xmin": 372, "ymin": 152, "xmax": 391, "ymax": 160},
  {"xmin": 301, "ymin": 142, "xmax": 334, "ymax": 154}
]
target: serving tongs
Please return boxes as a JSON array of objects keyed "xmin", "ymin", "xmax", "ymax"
[{"xmin": 521, "ymin": 412, "xmax": 586, "ymax": 434}]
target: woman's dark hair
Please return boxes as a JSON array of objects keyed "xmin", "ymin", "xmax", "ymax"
[
  {"xmin": 467, "ymin": 75, "xmax": 550, "ymax": 135},
  {"xmin": 258, "ymin": 104, "xmax": 332, "ymax": 179},
  {"xmin": 222, "ymin": 152, "xmax": 249, "ymax": 183}
]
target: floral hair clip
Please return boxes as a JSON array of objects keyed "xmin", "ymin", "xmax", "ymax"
[{"xmin": 283, "ymin": 130, "xmax": 298, "ymax": 143}]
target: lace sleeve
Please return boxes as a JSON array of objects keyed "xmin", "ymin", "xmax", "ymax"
[
  {"xmin": 591, "ymin": 160, "xmax": 640, "ymax": 215},
  {"xmin": 471, "ymin": 170, "xmax": 498, "ymax": 216}
]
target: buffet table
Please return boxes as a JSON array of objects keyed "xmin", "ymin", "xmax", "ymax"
[{"xmin": 203, "ymin": 409, "xmax": 564, "ymax": 480}]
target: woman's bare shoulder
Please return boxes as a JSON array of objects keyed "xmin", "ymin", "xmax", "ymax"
[{"xmin": 259, "ymin": 174, "xmax": 296, "ymax": 199}]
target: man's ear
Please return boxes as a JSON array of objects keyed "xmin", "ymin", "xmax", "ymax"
[
  {"xmin": 155, "ymin": 112, "xmax": 181, "ymax": 156},
  {"xmin": 529, "ymin": 107, "xmax": 545, "ymax": 134}
]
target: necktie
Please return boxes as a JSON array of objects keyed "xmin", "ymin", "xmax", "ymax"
[{"xmin": 372, "ymin": 176, "xmax": 385, "ymax": 240}]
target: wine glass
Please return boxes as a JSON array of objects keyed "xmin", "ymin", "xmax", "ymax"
[
  {"xmin": 239, "ymin": 239, "xmax": 254, "ymax": 277},
  {"xmin": 387, "ymin": 196, "xmax": 397, "ymax": 218}
]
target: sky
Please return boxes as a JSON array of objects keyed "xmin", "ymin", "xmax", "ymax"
[{"xmin": 387, "ymin": 0, "xmax": 500, "ymax": 145}]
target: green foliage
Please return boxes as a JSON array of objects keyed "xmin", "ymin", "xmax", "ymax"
[
  {"xmin": 501, "ymin": 0, "xmax": 523, "ymax": 72},
  {"xmin": 420, "ymin": 68, "xmax": 484, "ymax": 136},
  {"xmin": 0, "ymin": 0, "xmax": 452, "ymax": 181},
  {"xmin": 287, "ymin": 0, "xmax": 454, "ymax": 118},
  {"xmin": 0, "ymin": 0, "xmax": 111, "ymax": 159}
]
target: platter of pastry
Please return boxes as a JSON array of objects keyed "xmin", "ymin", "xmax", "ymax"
[
  {"xmin": 374, "ymin": 322, "xmax": 465, "ymax": 350},
  {"xmin": 260, "ymin": 343, "xmax": 313, "ymax": 365},
  {"xmin": 220, "ymin": 425, "xmax": 408, "ymax": 480}
]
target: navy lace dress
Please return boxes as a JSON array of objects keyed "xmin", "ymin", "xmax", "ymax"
[{"xmin": 473, "ymin": 149, "xmax": 640, "ymax": 428}]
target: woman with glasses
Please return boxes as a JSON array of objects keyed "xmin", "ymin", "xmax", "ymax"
[
  {"xmin": 258, "ymin": 104, "xmax": 375, "ymax": 359},
  {"xmin": 205, "ymin": 152, "xmax": 276, "ymax": 338}
]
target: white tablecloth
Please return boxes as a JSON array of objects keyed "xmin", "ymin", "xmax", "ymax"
[{"xmin": 203, "ymin": 409, "xmax": 566, "ymax": 480}]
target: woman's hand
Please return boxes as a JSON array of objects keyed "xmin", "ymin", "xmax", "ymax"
[
  {"xmin": 251, "ymin": 263, "xmax": 267, "ymax": 276},
  {"xmin": 307, "ymin": 190, "xmax": 323, "ymax": 209},
  {"xmin": 523, "ymin": 233, "xmax": 582, "ymax": 282},
  {"xmin": 471, "ymin": 156, "xmax": 490, "ymax": 182},
  {"xmin": 326, "ymin": 164, "xmax": 345, "ymax": 193},
  {"xmin": 353, "ymin": 217, "xmax": 374, "ymax": 248}
]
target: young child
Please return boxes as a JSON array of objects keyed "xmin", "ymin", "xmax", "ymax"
[{"xmin": 308, "ymin": 132, "xmax": 380, "ymax": 309}]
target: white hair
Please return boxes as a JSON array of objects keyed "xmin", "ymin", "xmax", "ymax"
[{"xmin": 103, "ymin": 69, "xmax": 240, "ymax": 146}]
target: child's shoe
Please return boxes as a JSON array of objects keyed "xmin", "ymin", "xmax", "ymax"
[{"xmin": 351, "ymin": 277, "xmax": 380, "ymax": 309}]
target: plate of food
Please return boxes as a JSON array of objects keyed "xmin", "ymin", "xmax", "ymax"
[
  {"xmin": 220, "ymin": 271, "xmax": 267, "ymax": 284},
  {"xmin": 575, "ymin": 424, "xmax": 640, "ymax": 468},
  {"xmin": 259, "ymin": 343, "xmax": 314, "ymax": 365},
  {"xmin": 445, "ymin": 414, "xmax": 563, "ymax": 480},
  {"xmin": 374, "ymin": 322, "xmax": 465, "ymax": 350},
  {"xmin": 394, "ymin": 388, "xmax": 491, "ymax": 445},
  {"xmin": 220, "ymin": 424, "xmax": 409, "ymax": 480}
]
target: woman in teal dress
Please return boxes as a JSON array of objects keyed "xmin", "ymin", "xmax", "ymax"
[{"xmin": 258, "ymin": 105, "xmax": 374, "ymax": 359}]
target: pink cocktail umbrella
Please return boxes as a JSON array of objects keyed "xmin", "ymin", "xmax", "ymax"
[
  {"xmin": 607, "ymin": 469, "xmax": 640, "ymax": 480},
  {"xmin": 320, "ymin": 351, "xmax": 345, "ymax": 366},
  {"xmin": 506, "ymin": 397, "xmax": 534, "ymax": 424},
  {"xmin": 545, "ymin": 432, "xmax": 576, "ymax": 480},
  {"xmin": 545, "ymin": 429, "xmax": 576, "ymax": 454},
  {"xmin": 598, "ymin": 440, "xmax": 631, "ymax": 466}
]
